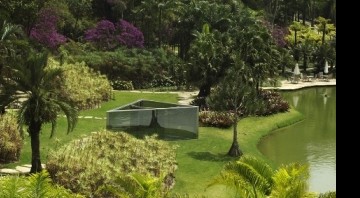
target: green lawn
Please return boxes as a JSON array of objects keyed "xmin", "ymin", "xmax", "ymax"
[
  {"xmin": 170, "ymin": 109, "xmax": 303, "ymax": 197},
  {"xmin": 3, "ymin": 91, "xmax": 304, "ymax": 197}
]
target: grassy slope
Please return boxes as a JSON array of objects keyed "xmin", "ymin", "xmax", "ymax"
[{"xmin": 3, "ymin": 91, "xmax": 304, "ymax": 198}]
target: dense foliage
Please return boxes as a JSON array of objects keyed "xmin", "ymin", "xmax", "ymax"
[
  {"xmin": 65, "ymin": 47, "xmax": 184, "ymax": 89},
  {"xmin": 46, "ymin": 130, "xmax": 178, "ymax": 197},
  {"xmin": 0, "ymin": 170, "xmax": 84, "ymax": 197},
  {"xmin": 84, "ymin": 19, "xmax": 144, "ymax": 50},
  {"xmin": 30, "ymin": 7, "xmax": 66, "ymax": 50},
  {"xmin": 210, "ymin": 155, "xmax": 311, "ymax": 197},
  {"xmin": 256, "ymin": 89, "xmax": 290, "ymax": 116},
  {"xmin": 48, "ymin": 58, "xmax": 112, "ymax": 110},
  {"xmin": 0, "ymin": 113, "xmax": 22, "ymax": 163}
]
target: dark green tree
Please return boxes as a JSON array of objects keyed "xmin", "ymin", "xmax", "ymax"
[
  {"xmin": 0, "ymin": 51, "xmax": 78, "ymax": 173},
  {"xmin": 187, "ymin": 23, "xmax": 232, "ymax": 99}
]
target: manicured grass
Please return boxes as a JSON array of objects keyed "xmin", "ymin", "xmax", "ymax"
[
  {"xmin": 2, "ymin": 91, "xmax": 178, "ymax": 168},
  {"xmin": 170, "ymin": 109, "xmax": 304, "ymax": 197},
  {"xmin": 3, "ymin": 91, "xmax": 304, "ymax": 198}
]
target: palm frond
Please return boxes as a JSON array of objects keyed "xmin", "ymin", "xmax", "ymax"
[
  {"xmin": 270, "ymin": 163, "xmax": 310, "ymax": 198},
  {"xmin": 0, "ymin": 175, "xmax": 26, "ymax": 198},
  {"xmin": 54, "ymin": 100, "xmax": 78, "ymax": 134},
  {"xmin": 26, "ymin": 171, "xmax": 53, "ymax": 198}
]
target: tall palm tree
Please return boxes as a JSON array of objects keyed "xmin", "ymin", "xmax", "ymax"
[{"xmin": 0, "ymin": 51, "xmax": 78, "ymax": 173}]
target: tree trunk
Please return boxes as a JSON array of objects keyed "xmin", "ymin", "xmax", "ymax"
[
  {"xmin": 29, "ymin": 121, "xmax": 43, "ymax": 173},
  {"xmin": 227, "ymin": 117, "xmax": 243, "ymax": 157},
  {"xmin": 198, "ymin": 84, "xmax": 211, "ymax": 98},
  {"xmin": 0, "ymin": 106, "xmax": 5, "ymax": 115},
  {"xmin": 303, "ymin": 53, "xmax": 307, "ymax": 72}
]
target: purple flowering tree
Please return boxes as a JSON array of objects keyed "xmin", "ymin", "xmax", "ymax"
[
  {"xmin": 30, "ymin": 8, "xmax": 67, "ymax": 50},
  {"xmin": 84, "ymin": 20, "xmax": 117, "ymax": 50},
  {"xmin": 85, "ymin": 19, "xmax": 144, "ymax": 50},
  {"xmin": 262, "ymin": 20, "xmax": 289, "ymax": 48},
  {"xmin": 116, "ymin": 19, "xmax": 144, "ymax": 48}
]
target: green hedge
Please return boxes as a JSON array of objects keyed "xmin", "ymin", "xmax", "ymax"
[
  {"xmin": 46, "ymin": 130, "xmax": 178, "ymax": 197},
  {"xmin": 0, "ymin": 113, "xmax": 22, "ymax": 164}
]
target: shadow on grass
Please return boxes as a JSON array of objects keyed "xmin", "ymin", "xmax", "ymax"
[
  {"xmin": 187, "ymin": 151, "xmax": 236, "ymax": 162},
  {"xmin": 110, "ymin": 126, "xmax": 198, "ymax": 141}
]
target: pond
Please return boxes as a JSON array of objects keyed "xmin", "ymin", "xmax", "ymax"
[{"xmin": 258, "ymin": 86, "xmax": 336, "ymax": 193}]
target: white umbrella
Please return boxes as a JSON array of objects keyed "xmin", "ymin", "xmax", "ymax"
[
  {"xmin": 294, "ymin": 63, "xmax": 300, "ymax": 75},
  {"xmin": 324, "ymin": 60, "xmax": 329, "ymax": 74}
]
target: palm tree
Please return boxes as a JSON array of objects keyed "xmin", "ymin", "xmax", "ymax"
[
  {"xmin": 207, "ymin": 60, "xmax": 261, "ymax": 157},
  {"xmin": 209, "ymin": 155, "xmax": 310, "ymax": 198},
  {"xmin": 0, "ymin": 21, "xmax": 24, "ymax": 114},
  {"xmin": 0, "ymin": 51, "xmax": 78, "ymax": 173}
]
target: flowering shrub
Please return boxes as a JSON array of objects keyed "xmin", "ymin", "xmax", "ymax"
[
  {"xmin": 116, "ymin": 19, "xmax": 144, "ymax": 48},
  {"xmin": 256, "ymin": 89, "xmax": 290, "ymax": 116},
  {"xmin": 199, "ymin": 111, "xmax": 234, "ymax": 128},
  {"xmin": 111, "ymin": 79, "xmax": 134, "ymax": 90},
  {"xmin": 84, "ymin": 19, "xmax": 144, "ymax": 50},
  {"xmin": 30, "ymin": 7, "xmax": 66, "ymax": 50},
  {"xmin": 263, "ymin": 21, "xmax": 289, "ymax": 47},
  {"xmin": 84, "ymin": 20, "xmax": 117, "ymax": 50}
]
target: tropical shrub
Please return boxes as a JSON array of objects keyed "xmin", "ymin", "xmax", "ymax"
[
  {"xmin": 209, "ymin": 155, "xmax": 310, "ymax": 198},
  {"xmin": 0, "ymin": 112, "xmax": 22, "ymax": 163},
  {"xmin": 0, "ymin": 170, "xmax": 84, "ymax": 197},
  {"xmin": 256, "ymin": 89, "xmax": 290, "ymax": 116},
  {"xmin": 46, "ymin": 130, "xmax": 178, "ymax": 197},
  {"xmin": 199, "ymin": 111, "xmax": 234, "ymax": 128},
  {"xmin": 30, "ymin": 7, "xmax": 66, "ymax": 50},
  {"xmin": 84, "ymin": 19, "xmax": 144, "ymax": 50},
  {"xmin": 68, "ymin": 47, "xmax": 183, "ymax": 89},
  {"xmin": 111, "ymin": 79, "xmax": 134, "ymax": 90},
  {"xmin": 48, "ymin": 58, "xmax": 112, "ymax": 110},
  {"xmin": 318, "ymin": 191, "xmax": 336, "ymax": 198}
]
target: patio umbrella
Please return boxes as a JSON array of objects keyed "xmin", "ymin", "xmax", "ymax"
[
  {"xmin": 294, "ymin": 63, "xmax": 300, "ymax": 75},
  {"xmin": 324, "ymin": 60, "xmax": 329, "ymax": 74}
]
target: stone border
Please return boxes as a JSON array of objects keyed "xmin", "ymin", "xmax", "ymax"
[{"xmin": 263, "ymin": 79, "xmax": 336, "ymax": 91}]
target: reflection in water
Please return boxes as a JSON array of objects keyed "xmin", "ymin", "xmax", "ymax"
[
  {"xmin": 258, "ymin": 87, "xmax": 336, "ymax": 193},
  {"xmin": 293, "ymin": 95, "xmax": 299, "ymax": 107}
]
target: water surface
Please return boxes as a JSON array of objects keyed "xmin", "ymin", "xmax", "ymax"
[{"xmin": 258, "ymin": 87, "xmax": 336, "ymax": 193}]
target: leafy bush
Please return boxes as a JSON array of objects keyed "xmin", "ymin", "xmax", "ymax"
[
  {"xmin": 46, "ymin": 130, "xmax": 178, "ymax": 197},
  {"xmin": 0, "ymin": 113, "xmax": 22, "ymax": 163},
  {"xmin": 111, "ymin": 79, "xmax": 134, "ymax": 90},
  {"xmin": 67, "ymin": 47, "xmax": 185, "ymax": 89},
  {"xmin": 318, "ymin": 191, "xmax": 336, "ymax": 198},
  {"xmin": 199, "ymin": 111, "xmax": 234, "ymax": 128},
  {"xmin": 0, "ymin": 170, "xmax": 84, "ymax": 197},
  {"xmin": 256, "ymin": 89, "xmax": 290, "ymax": 116},
  {"xmin": 48, "ymin": 58, "xmax": 112, "ymax": 110}
]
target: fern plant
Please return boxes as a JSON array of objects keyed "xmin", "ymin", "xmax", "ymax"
[
  {"xmin": 0, "ymin": 170, "xmax": 84, "ymax": 198},
  {"xmin": 209, "ymin": 155, "xmax": 311, "ymax": 198}
]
